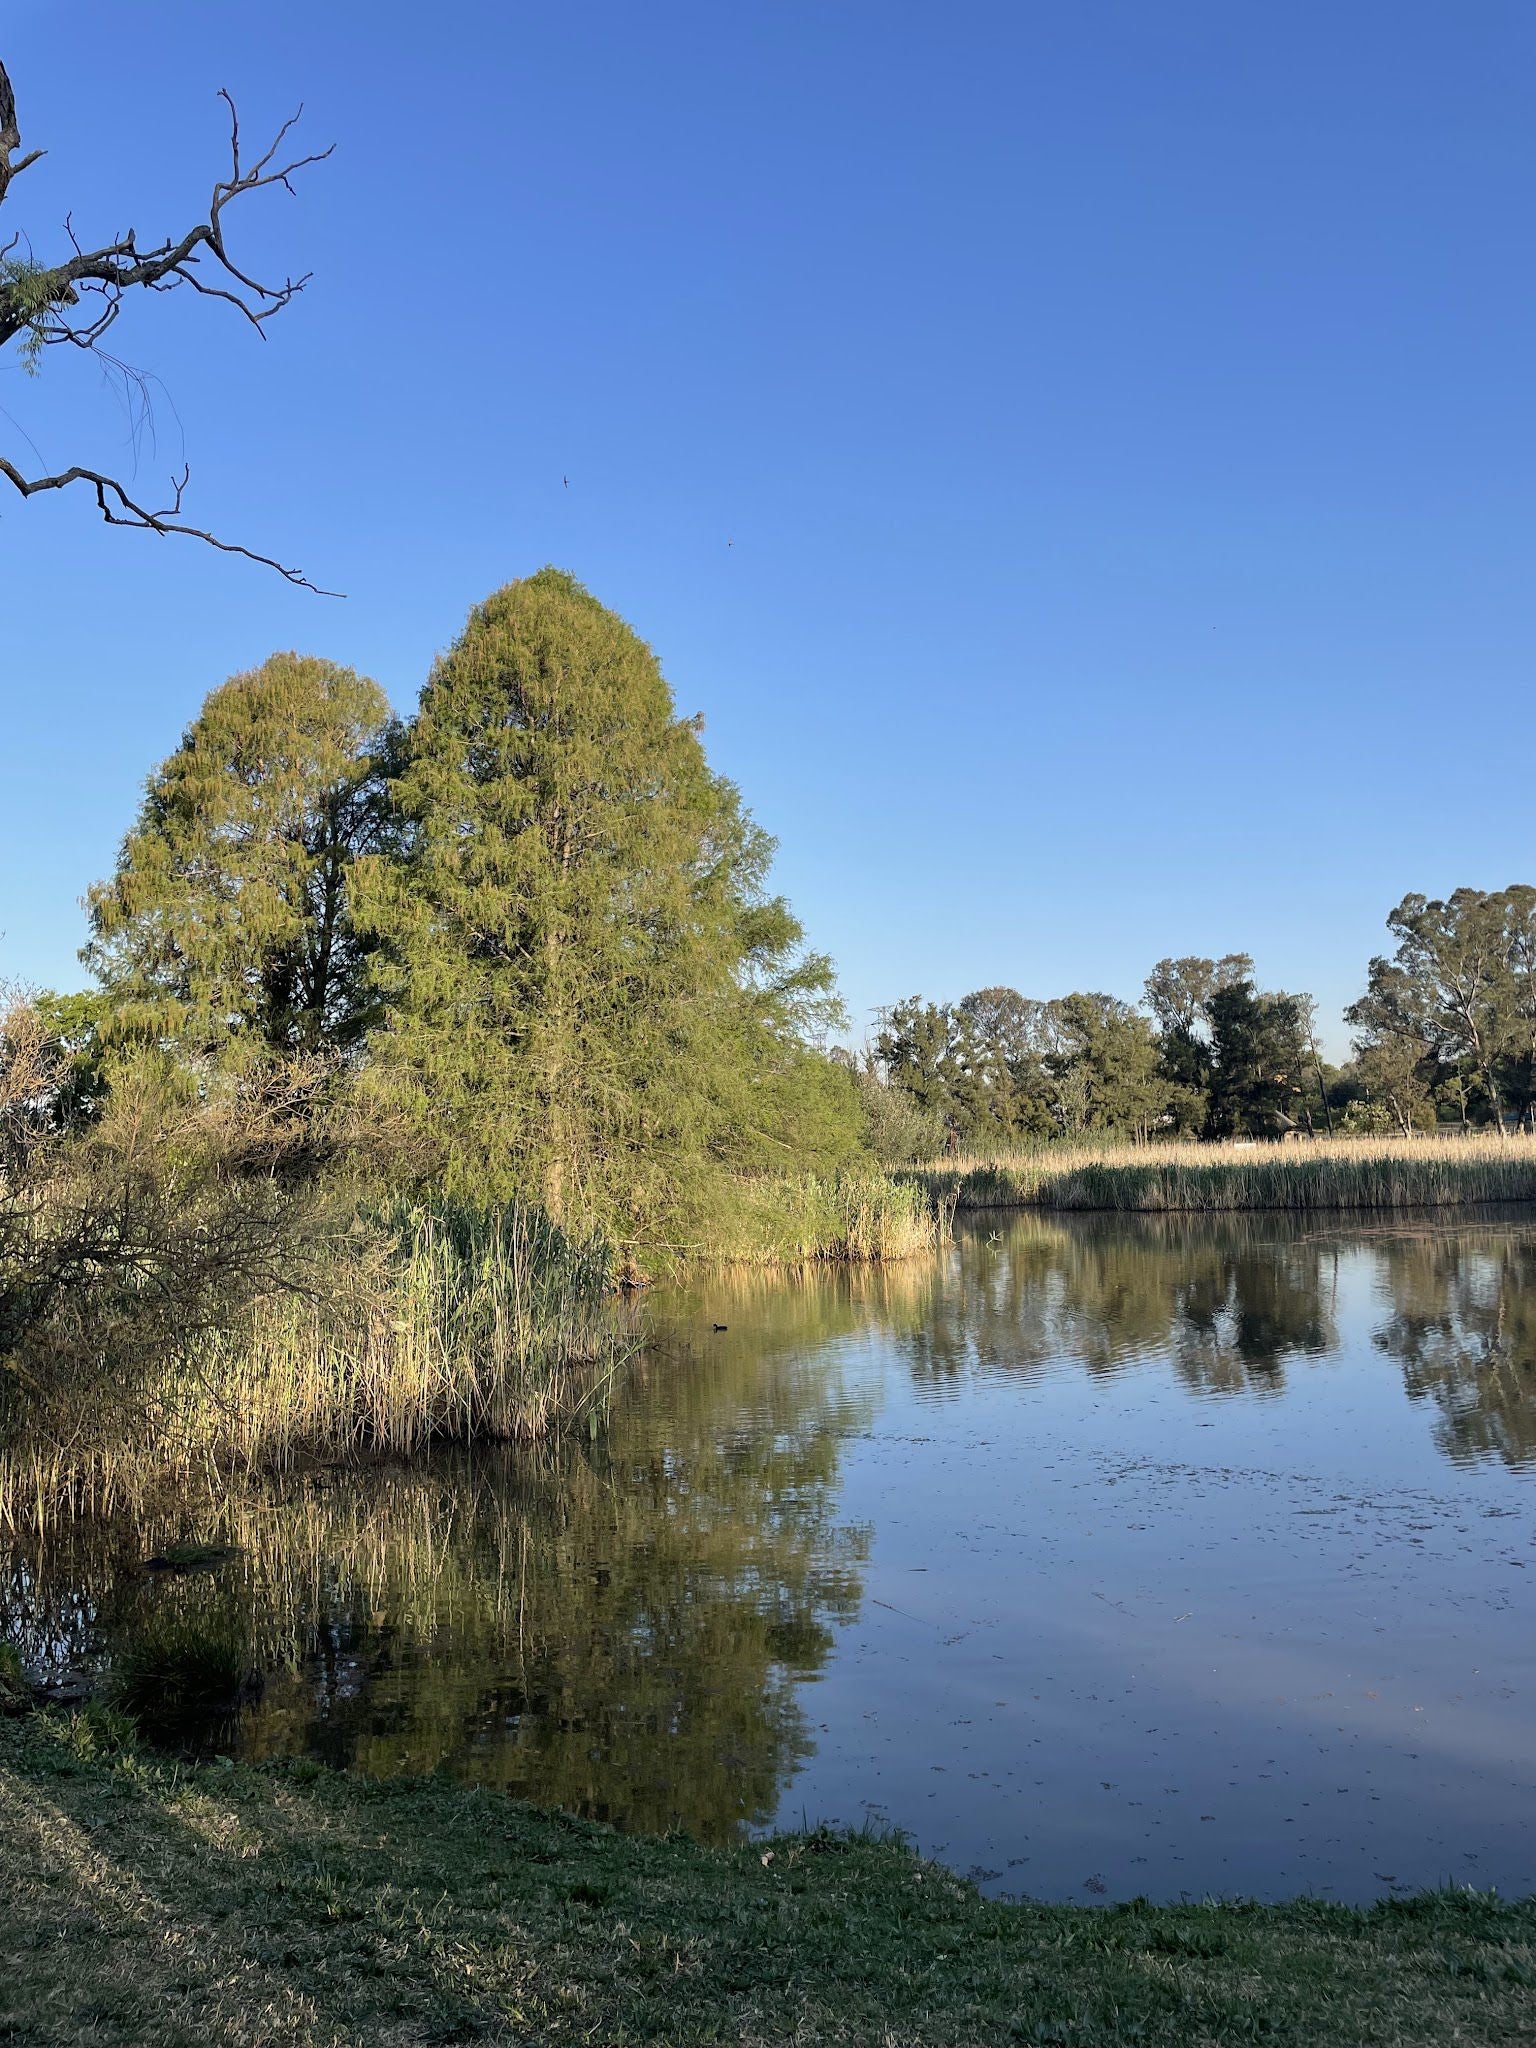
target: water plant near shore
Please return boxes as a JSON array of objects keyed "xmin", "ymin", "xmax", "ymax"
[
  {"xmin": 0, "ymin": 1198, "xmax": 628, "ymax": 1528},
  {"xmin": 908, "ymin": 1132, "xmax": 1536, "ymax": 1214},
  {"xmin": 685, "ymin": 1166, "xmax": 951, "ymax": 1266}
]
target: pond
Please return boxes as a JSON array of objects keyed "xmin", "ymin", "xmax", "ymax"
[{"xmin": 7, "ymin": 1209, "xmax": 1536, "ymax": 1903}]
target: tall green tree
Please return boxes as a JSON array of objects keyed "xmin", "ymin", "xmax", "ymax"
[
  {"xmin": 1043, "ymin": 992, "xmax": 1163, "ymax": 1139},
  {"xmin": 86, "ymin": 655, "xmax": 398, "ymax": 1063},
  {"xmin": 1341, "ymin": 957, "xmax": 1441, "ymax": 1134},
  {"xmin": 1144, "ymin": 954, "xmax": 1253, "ymax": 1134},
  {"xmin": 874, "ymin": 998, "xmax": 969, "ymax": 1137},
  {"xmin": 956, "ymin": 987, "xmax": 1057, "ymax": 1141},
  {"xmin": 1347, "ymin": 890, "xmax": 1517, "ymax": 1133},
  {"xmin": 1495, "ymin": 885, "xmax": 1536, "ymax": 1130},
  {"xmin": 1205, "ymin": 981, "xmax": 1310, "ymax": 1137},
  {"xmin": 355, "ymin": 569, "xmax": 851, "ymax": 1233}
]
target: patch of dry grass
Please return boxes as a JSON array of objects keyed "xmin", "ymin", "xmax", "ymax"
[{"xmin": 910, "ymin": 1131, "xmax": 1536, "ymax": 1213}]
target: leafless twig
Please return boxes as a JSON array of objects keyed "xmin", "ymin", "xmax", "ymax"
[{"xmin": 0, "ymin": 57, "xmax": 337, "ymax": 591}]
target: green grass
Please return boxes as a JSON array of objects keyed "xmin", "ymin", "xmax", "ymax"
[
  {"xmin": 909, "ymin": 1132, "xmax": 1536, "ymax": 1215},
  {"xmin": 2, "ymin": 1715, "xmax": 1533, "ymax": 2046}
]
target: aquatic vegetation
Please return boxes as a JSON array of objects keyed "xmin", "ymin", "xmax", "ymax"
[
  {"xmin": 103, "ymin": 1612, "xmax": 253, "ymax": 1729},
  {"xmin": 687, "ymin": 1167, "xmax": 951, "ymax": 1266},
  {"xmin": 909, "ymin": 1132, "xmax": 1536, "ymax": 1213},
  {"xmin": 0, "ymin": 1198, "xmax": 630, "ymax": 1527},
  {"xmin": 0, "ymin": 1640, "xmax": 27, "ymax": 1715}
]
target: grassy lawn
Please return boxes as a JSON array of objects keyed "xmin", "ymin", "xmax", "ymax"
[{"xmin": 2, "ymin": 1716, "xmax": 1534, "ymax": 2046}]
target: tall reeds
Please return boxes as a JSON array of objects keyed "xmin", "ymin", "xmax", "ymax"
[
  {"xmin": 686, "ymin": 1167, "xmax": 952, "ymax": 1266},
  {"xmin": 0, "ymin": 1198, "xmax": 630, "ymax": 1528},
  {"xmin": 907, "ymin": 1132, "xmax": 1536, "ymax": 1214}
]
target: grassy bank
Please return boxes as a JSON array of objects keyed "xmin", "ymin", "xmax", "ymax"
[
  {"xmin": 910, "ymin": 1132, "xmax": 1536, "ymax": 1215},
  {"xmin": 0, "ymin": 1199, "xmax": 627, "ymax": 1530},
  {"xmin": 2, "ymin": 1716, "xmax": 1532, "ymax": 2048}
]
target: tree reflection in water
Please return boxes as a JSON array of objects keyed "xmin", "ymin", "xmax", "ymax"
[
  {"xmin": 3, "ymin": 1293, "xmax": 888, "ymax": 1843},
  {"xmin": 900, "ymin": 1212, "xmax": 1339, "ymax": 1392},
  {"xmin": 1372, "ymin": 1227, "xmax": 1536, "ymax": 1468},
  {"xmin": 4, "ymin": 1210, "xmax": 1534, "ymax": 1855}
]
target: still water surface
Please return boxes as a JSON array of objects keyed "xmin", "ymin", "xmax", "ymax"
[{"xmin": 11, "ymin": 1210, "xmax": 1536, "ymax": 1901}]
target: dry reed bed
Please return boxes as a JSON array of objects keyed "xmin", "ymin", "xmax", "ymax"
[
  {"xmin": 907, "ymin": 1133, "xmax": 1536, "ymax": 1214},
  {"xmin": 0, "ymin": 1176, "xmax": 951, "ymax": 1528}
]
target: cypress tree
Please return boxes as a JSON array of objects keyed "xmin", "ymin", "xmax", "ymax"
[
  {"xmin": 85, "ymin": 654, "xmax": 398, "ymax": 1063},
  {"xmin": 356, "ymin": 568, "xmax": 854, "ymax": 1235}
]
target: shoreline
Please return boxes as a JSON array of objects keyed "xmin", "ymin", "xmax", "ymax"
[{"xmin": 3, "ymin": 1714, "xmax": 1533, "ymax": 2047}]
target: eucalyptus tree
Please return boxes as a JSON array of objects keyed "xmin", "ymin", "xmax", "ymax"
[
  {"xmin": 355, "ymin": 568, "xmax": 853, "ymax": 1235},
  {"xmin": 86, "ymin": 656, "xmax": 399, "ymax": 1063},
  {"xmin": 1349, "ymin": 890, "xmax": 1516, "ymax": 1133},
  {"xmin": 1496, "ymin": 885, "xmax": 1536, "ymax": 1128},
  {"xmin": 1343, "ymin": 957, "xmax": 1441, "ymax": 1134}
]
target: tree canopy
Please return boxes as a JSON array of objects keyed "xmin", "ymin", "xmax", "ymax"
[
  {"xmin": 86, "ymin": 655, "xmax": 398, "ymax": 1064},
  {"xmin": 1347, "ymin": 887, "xmax": 1536, "ymax": 1133},
  {"xmin": 353, "ymin": 569, "xmax": 855, "ymax": 1233}
]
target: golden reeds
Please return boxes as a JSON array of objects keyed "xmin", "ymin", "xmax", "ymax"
[{"xmin": 906, "ymin": 1131, "xmax": 1536, "ymax": 1213}]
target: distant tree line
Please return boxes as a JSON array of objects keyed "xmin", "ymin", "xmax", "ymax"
[
  {"xmin": 864, "ymin": 890, "xmax": 1536, "ymax": 1150},
  {"xmin": 864, "ymin": 961, "xmax": 1323, "ymax": 1151}
]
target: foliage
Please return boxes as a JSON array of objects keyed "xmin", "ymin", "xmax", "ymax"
[
  {"xmin": 875, "ymin": 988, "xmax": 1164, "ymax": 1146},
  {"xmin": 0, "ymin": 992, "xmax": 339, "ymax": 1372},
  {"xmin": 1347, "ymin": 886, "xmax": 1536, "ymax": 1133},
  {"xmin": 1204, "ymin": 981, "xmax": 1313, "ymax": 1137},
  {"xmin": 0, "ymin": 1196, "xmax": 629, "ymax": 1527},
  {"xmin": 875, "ymin": 967, "xmax": 1321, "ymax": 1146},
  {"xmin": 1143, "ymin": 954, "xmax": 1254, "ymax": 1133},
  {"xmin": 1045, "ymin": 991, "xmax": 1164, "ymax": 1138},
  {"xmin": 85, "ymin": 655, "xmax": 399, "ymax": 1065},
  {"xmin": 354, "ymin": 569, "xmax": 855, "ymax": 1240},
  {"xmin": 22, "ymin": 990, "xmax": 110, "ymax": 1131},
  {"xmin": 0, "ymin": 252, "xmax": 50, "ymax": 373},
  {"xmin": 843, "ymin": 1056, "xmax": 947, "ymax": 1162}
]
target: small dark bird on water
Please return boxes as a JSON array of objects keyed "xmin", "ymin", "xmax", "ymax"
[{"xmin": 712, "ymin": 1323, "xmax": 728, "ymax": 1332}]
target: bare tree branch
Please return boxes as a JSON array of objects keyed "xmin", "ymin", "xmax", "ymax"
[
  {"xmin": 0, "ymin": 454, "xmax": 338, "ymax": 591},
  {"xmin": 0, "ymin": 55, "xmax": 338, "ymax": 591}
]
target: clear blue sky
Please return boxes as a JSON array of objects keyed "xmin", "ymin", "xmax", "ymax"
[{"xmin": 3, "ymin": 2, "xmax": 1533, "ymax": 1057}]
